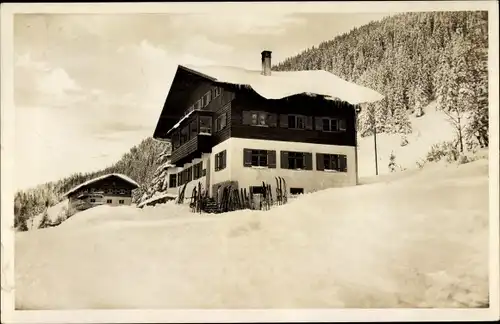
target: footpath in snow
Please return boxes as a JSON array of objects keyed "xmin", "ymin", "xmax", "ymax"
[{"xmin": 15, "ymin": 158, "xmax": 489, "ymax": 309}]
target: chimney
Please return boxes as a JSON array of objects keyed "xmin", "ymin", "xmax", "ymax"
[{"xmin": 261, "ymin": 50, "xmax": 272, "ymax": 76}]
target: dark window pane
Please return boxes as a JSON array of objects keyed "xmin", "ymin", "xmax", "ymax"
[
  {"xmin": 322, "ymin": 119, "xmax": 330, "ymax": 131},
  {"xmin": 331, "ymin": 119, "xmax": 338, "ymax": 132},
  {"xmin": 297, "ymin": 117, "xmax": 305, "ymax": 129},
  {"xmin": 288, "ymin": 115, "xmax": 296, "ymax": 128},
  {"xmin": 324, "ymin": 155, "xmax": 330, "ymax": 169},
  {"xmin": 251, "ymin": 113, "xmax": 258, "ymax": 125}
]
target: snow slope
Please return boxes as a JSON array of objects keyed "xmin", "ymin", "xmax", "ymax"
[
  {"xmin": 15, "ymin": 157, "xmax": 489, "ymax": 309},
  {"xmin": 358, "ymin": 101, "xmax": 456, "ymax": 177},
  {"xmin": 27, "ymin": 199, "xmax": 69, "ymax": 230}
]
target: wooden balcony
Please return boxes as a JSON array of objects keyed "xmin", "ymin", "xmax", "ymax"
[{"xmin": 170, "ymin": 134, "xmax": 213, "ymax": 166}]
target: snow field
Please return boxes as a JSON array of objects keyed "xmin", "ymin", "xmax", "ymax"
[{"xmin": 15, "ymin": 157, "xmax": 489, "ymax": 309}]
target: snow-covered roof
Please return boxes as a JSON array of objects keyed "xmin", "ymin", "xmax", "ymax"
[
  {"xmin": 63, "ymin": 173, "xmax": 140, "ymax": 197},
  {"xmin": 166, "ymin": 109, "xmax": 196, "ymax": 135},
  {"xmin": 137, "ymin": 192, "xmax": 178, "ymax": 208},
  {"xmin": 181, "ymin": 64, "xmax": 384, "ymax": 105}
]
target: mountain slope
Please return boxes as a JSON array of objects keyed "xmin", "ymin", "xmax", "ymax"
[
  {"xmin": 14, "ymin": 138, "xmax": 171, "ymax": 231},
  {"xmin": 15, "ymin": 156, "xmax": 489, "ymax": 309},
  {"xmin": 358, "ymin": 100, "xmax": 455, "ymax": 177},
  {"xmin": 274, "ymin": 11, "xmax": 489, "ymax": 151}
]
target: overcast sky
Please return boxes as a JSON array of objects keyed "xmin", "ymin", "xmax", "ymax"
[{"xmin": 14, "ymin": 12, "xmax": 391, "ymax": 190}]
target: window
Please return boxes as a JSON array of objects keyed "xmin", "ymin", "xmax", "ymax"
[
  {"xmin": 90, "ymin": 199, "xmax": 96, "ymax": 203},
  {"xmin": 215, "ymin": 150, "xmax": 227, "ymax": 171},
  {"xmin": 215, "ymin": 113, "xmax": 227, "ymax": 131},
  {"xmin": 281, "ymin": 151, "xmax": 313, "ymax": 170},
  {"xmin": 213, "ymin": 87, "xmax": 222, "ymax": 98},
  {"xmin": 242, "ymin": 111, "xmax": 277, "ymax": 127},
  {"xmin": 107, "ymin": 199, "xmax": 112, "ymax": 204},
  {"xmin": 119, "ymin": 189, "xmax": 126, "ymax": 195},
  {"xmin": 290, "ymin": 188, "xmax": 304, "ymax": 195},
  {"xmin": 202, "ymin": 169, "xmax": 206, "ymax": 177},
  {"xmin": 243, "ymin": 149, "xmax": 276, "ymax": 168},
  {"xmin": 194, "ymin": 99, "xmax": 202, "ymax": 110},
  {"xmin": 320, "ymin": 118, "xmax": 347, "ymax": 132},
  {"xmin": 316, "ymin": 153, "xmax": 348, "ymax": 172},
  {"xmin": 169, "ymin": 174, "xmax": 177, "ymax": 188},
  {"xmin": 186, "ymin": 167, "xmax": 193, "ymax": 182},
  {"xmin": 250, "ymin": 186, "xmax": 266, "ymax": 195},
  {"xmin": 288, "ymin": 115, "xmax": 306, "ymax": 129},
  {"xmin": 172, "ymin": 132, "xmax": 180, "ymax": 149},
  {"xmin": 119, "ymin": 200, "xmax": 125, "ymax": 204},
  {"xmin": 193, "ymin": 162, "xmax": 203, "ymax": 179},
  {"xmin": 178, "ymin": 172, "xmax": 184, "ymax": 186},
  {"xmin": 199, "ymin": 116, "xmax": 212, "ymax": 134},
  {"xmin": 180, "ymin": 125, "xmax": 189, "ymax": 145},
  {"xmin": 253, "ymin": 112, "xmax": 267, "ymax": 126},
  {"xmin": 202, "ymin": 91, "xmax": 212, "ymax": 107},
  {"xmin": 106, "ymin": 188, "xmax": 113, "ymax": 194},
  {"xmin": 190, "ymin": 119, "xmax": 198, "ymax": 139}
]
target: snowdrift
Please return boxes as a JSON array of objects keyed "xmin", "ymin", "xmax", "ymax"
[{"xmin": 15, "ymin": 158, "xmax": 489, "ymax": 309}]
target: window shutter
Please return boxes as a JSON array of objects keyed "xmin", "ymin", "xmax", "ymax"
[
  {"xmin": 242, "ymin": 111, "xmax": 252, "ymax": 125},
  {"xmin": 305, "ymin": 116, "xmax": 313, "ymax": 130},
  {"xmin": 222, "ymin": 150, "xmax": 227, "ymax": 169},
  {"xmin": 339, "ymin": 154, "xmax": 347, "ymax": 172},
  {"xmin": 267, "ymin": 113, "xmax": 278, "ymax": 127},
  {"xmin": 316, "ymin": 153, "xmax": 325, "ymax": 171},
  {"xmin": 304, "ymin": 153, "xmax": 313, "ymax": 170},
  {"xmin": 315, "ymin": 117, "xmax": 323, "ymax": 130},
  {"xmin": 215, "ymin": 154, "xmax": 219, "ymax": 171},
  {"xmin": 243, "ymin": 149, "xmax": 252, "ymax": 167},
  {"xmin": 280, "ymin": 151, "xmax": 289, "ymax": 169},
  {"xmin": 279, "ymin": 114, "xmax": 289, "ymax": 128},
  {"xmin": 267, "ymin": 150, "xmax": 276, "ymax": 168},
  {"xmin": 339, "ymin": 118, "xmax": 347, "ymax": 131}
]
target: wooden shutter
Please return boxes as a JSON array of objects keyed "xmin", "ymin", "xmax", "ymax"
[
  {"xmin": 316, "ymin": 153, "xmax": 325, "ymax": 171},
  {"xmin": 315, "ymin": 117, "xmax": 323, "ymax": 130},
  {"xmin": 222, "ymin": 150, "xmax": 227, "ymax": 169},
  {"xmin": 242, "ymin": 111, "xmax": 252, "ymax": 125},
  {"xmin": 267, "ymin": 113, "xmax": 278, "ymax": 127},
  {"xmin": 304, "ymin": 153, "xmax": 313, "ymax": 170},
  {"xmin": 243, "ymin": 149, "xmax": 252, "ymax": 167},
  {"xmin": 215, "ymin": 153, "xmax": 220, "ymax": 171},
  {"xmin": 339, "ymin": 154, "xmax": 347, "ymax": 172},
  {"xmin": 280, "ymin": 151, "xmax": 289, "ymax": 169},
  {"xmin": 305, "ymin": 116, "xmax": 313, "ymax": 130},
  {"xmin": 279, "ymin": 114, "xmax": 289, "ymax": 128},
  {"xmin": 339, "ymin": 118, "xmax": 347, "ymax": 131},
  {"xmin": 267, "ymin": 150, "xmax": 276, "ymax": 168}
]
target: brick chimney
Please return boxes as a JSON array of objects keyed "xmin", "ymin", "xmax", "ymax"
[{"xmin": 261, "ymin": 50, "xmax": 272, "ymax": 76}]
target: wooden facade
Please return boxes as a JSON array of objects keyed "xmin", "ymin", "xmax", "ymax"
[{"xmin": 66, "ymin": 175, "xmax": 139, "ymax": 213}]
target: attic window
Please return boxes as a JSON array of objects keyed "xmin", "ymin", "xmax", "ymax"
[
  {"xmin": 202, "ymin": 91, "xmax": 212, "ymax": 107},
  {"xmin": 213, "ymin": 87, "xmax": 222, "ymax": 98}
]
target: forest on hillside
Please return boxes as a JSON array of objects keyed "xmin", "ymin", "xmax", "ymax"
[
  {"xmin": 14, "ymin": 138, "xmax": 170, "ymax": 230},
  {"xmin": 274, "ymin": 11, "xmax": 489, "ymax": 151},
  {"xmin": 13, "ymin": 11, "xmax": 490, "ymax": 231}
]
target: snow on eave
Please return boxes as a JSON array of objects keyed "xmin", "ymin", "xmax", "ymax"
[
  {"xmin": 180, "ymin": 64, "xmax": 385, "ymax": 105},
  {"xmin": 63, "ymin": 173, "xmax": 140, "ymax": 197},
  {"xmin": 165, "ymin": 109, "xmax": 196, "ymax": 136},
  {"xmin": 137, "ymin": 192, "xmax": 178, "ymax": 208}
]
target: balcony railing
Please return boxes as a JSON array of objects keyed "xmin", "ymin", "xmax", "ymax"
[{"xmin": 170, "ymin": 134, "xmax": 212, "ymax": 166}]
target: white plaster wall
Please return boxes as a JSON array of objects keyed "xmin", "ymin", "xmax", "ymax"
[
  {"xmin": 165, "ymin": 156, "xmax": 210, "ymax": 199},
  {"xmin": 226, "ymin": 138, "xmax": 357, "ymax": 194},
  {"xmin": 208, "ymin": 140, "xmax": 233, "ymax": 196},
  {"xmin": 102, "ymin": 196, "xmax": 132, "ymax": 206}
]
